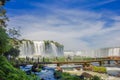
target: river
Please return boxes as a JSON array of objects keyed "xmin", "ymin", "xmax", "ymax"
[{"xmin": 20, "ymin": 61, "xmax": 120, "ymax": 80}]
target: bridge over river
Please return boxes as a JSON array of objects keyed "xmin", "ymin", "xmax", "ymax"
[{"xmin": 20, "ymin": 57, "xmax": 120, "ymax": 67}]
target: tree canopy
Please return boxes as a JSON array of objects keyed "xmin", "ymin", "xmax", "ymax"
[
  {"xmin": 4, "ymin": 47, "xmax": 20, "ymax": 57},
  {"xmin": 8, "ymin": 27, "xmax": 21, "ymax": 39}
]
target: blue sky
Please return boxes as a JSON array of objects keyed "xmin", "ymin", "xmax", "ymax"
[{"xmin": 5, "ymin": 0, "xmax": 120, "ymax": 50}]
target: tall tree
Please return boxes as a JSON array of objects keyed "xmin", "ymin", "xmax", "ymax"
[
  {"xmin": 0, "ymin": 0, "xmax": 9, "ymax": 28},
  {"xmin": 0, "ymin": 0, "xmax": 11, "ymax": 55}
]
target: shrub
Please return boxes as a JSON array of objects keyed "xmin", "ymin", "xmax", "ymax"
[
  {"xmin": 93, "ymin": 66, "xmax": 106, "ymax": 73},
  {"xmin": 92, "ymin": 75, "xmax": 101, "ymax": 80},
  {"xmin": 61, "ymin": 72, "xmax": 80, "ymax": 80},
  {"xmin": 0, "ymin": 56, "xmax": 39, "ymax": 80}
]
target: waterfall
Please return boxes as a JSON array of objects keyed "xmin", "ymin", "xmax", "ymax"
[
  {"xmin": 19, "ymin": 40, "xmax": 64, "ymax": 58},
  {"xmin": 19, "ymin": 41, "xmax": 34, "ymax": 57},
  {"xmin": 65, "ymin": 47, "xmax": 120, "ymax": 58},
  {"xmin": 108, "ymin": 48, "xmax": 120, "ymax": 56},
  {"xmin": 50, "ymin": 43, "xmax": 57, "ymax": 57},
  {"xmin": 33, "ymin": 41, "xmax": 45, "ymax": 56}
]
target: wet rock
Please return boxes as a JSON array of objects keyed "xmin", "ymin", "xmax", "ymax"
[{"xmin": 81, "ymin": 72, "xmax": 93, "ymax": 78}]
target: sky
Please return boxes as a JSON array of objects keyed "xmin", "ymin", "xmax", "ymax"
[{"xmin": 5, "ymin": 0, "xmax": 120, "ymax": 51}]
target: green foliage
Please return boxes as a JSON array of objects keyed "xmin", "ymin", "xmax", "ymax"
[
  {"xmin": 0, "ymin": 56, "xmax": 38, "ymax": 80},
  {"xmin": 93, "ymin": 66, "xmax": 107, "ymax": 73},
  {"xmin": 54, "ymin": 71, "xmax": 62, "ymax": 79},
  {"xmin": 91, "ymin": 75, "xmax": 101, "ymax": 80},
  {"xmin": 44, "ymin": 40, "xmax": 50, "ymax": 46},
  {"xmin": 4, "ymin": 47, "xmax": 20, "ymax": 57},
  {"xmin": 0, "ymin": 28, "xmax": 11, "ymax": 54},
  {"xmin": 20, "ymin": 39, "xmax": 34, "ymax": 45},
  {"xmin": 8, "ymin": 27, "xmax": 21, "ymax": 39},
  {"xmin": 61, "ymin": 72, "xmax": 80, "ymax": 80},
  {"xmin": 54, "ymin": 71, "xmax": 80, "ymax": 80},
  {"xmin": 53, "ymin": 41, "xmax": 64, "ymax": 47},
  {"xmin": 44, "ymin": 40, "xmax": 64, "ymax": 48},
  {"xmin": 58, "ymin": 57, "xmax": 66, "ymax": 62},
  {"xmin": 9, "ymin": 38, "xmax": 21, "ymax": 48}
]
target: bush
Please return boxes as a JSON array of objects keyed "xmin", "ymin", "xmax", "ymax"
[
  {"xmin": 0, "ymin": 56, "xmax": 38, "ymax": 80},
  {"xmin": 54, "ymin": 71, "xmax": 62, "ymax": 79},
  {"xmin": 93, "ymin": 66, "xmax": 106, "ymax": 73},
  {"xmin": 92, "ymin": 75, "xmax": 101, "ymax": 80},
  {"xmin": 61, "ymin": 72, "xmax": 80, "ymax": 80}
]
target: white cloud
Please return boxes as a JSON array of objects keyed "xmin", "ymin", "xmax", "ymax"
[
  {"xmin": 8, "ymin": 7, "xmax": 120, "ymax": 50},
  {"xmin": 96, "ymin": 0, "xmax": 116, "ymax": 6}
]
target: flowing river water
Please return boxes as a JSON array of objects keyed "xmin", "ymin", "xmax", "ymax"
[{"xmin": 20, "ymin": 61, "xmax": 120, "ymax": 80}]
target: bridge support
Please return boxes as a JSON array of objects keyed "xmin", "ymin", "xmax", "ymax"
[
  {"xmin": 115, "ymin": 60, "xmax": 119, "ymax": 64},
  {"xmin": 82, "ymin": 62, "xmax": 90, "ymax": 67},
  {"xmin": 83, "ymin": 63, "xmax": 86, "ymax": 67},
  {"xmin": 57, "ymin": 63, "xmax": 60, "ymax": 67},
  {"xmin": 99, "ymin": 61, "xmax": 103, "ymax": 66},
  {"xmin": 107, "ymin": 60, "xmax": 110, "ymax": 64}
]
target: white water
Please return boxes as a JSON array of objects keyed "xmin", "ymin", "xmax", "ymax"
[
  {"xmin": 51, "ymin": 43, "xmax": 57, "ymax": 57},
  {"xmin": 65, "ymin": 47, "xmax": 120, "ymax": 58},
  {"xmin": 19, "ymin": 40, "xmax": 64, "ymax": 58},
  {"xmin": 19, "ymin": 41, "xmax": 34, "ymax": 57},
  {"xmin": 33, "ymin": 41, "xmax": 45, "ymax": 56},
  {"xmin": 106, "ymin": 67, "xmax": 120, "ymax": 71},
  {"xmin": 106, "ymin": 67, "xmax": 120, "ymax": 76}
]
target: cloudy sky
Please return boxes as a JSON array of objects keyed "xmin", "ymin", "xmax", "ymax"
[{"xmin": 5, "ymin": 0, "xmax": 120, "ymax": 50}]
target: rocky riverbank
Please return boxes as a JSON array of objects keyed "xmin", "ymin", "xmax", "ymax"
[{"xmin": 63, "ymin": 70, "xmax": 120, "ymax": 80}]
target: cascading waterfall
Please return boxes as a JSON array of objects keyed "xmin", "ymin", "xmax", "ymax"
[
  {"xmin": 65, "ymin": 47, "xmax": 120, "ymax": 58},
  {"xmin": 50, "ymin": 43, "xmax": 57, "ymax": 57},
  {"xmin": 19, "ymin": 41, "xmax": 34, "ymax": 57},
  {"xmin": 19, "ymin": 40, "xmax": 64, "ymax": 58},
  {"xmin": 33, "ymin": 41, "xmax": 45, "ymax": 56}
]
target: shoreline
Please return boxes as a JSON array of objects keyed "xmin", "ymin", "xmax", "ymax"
[{"xmin": 63, "ymin": 69, "xmax": 120, "ymax": 80}]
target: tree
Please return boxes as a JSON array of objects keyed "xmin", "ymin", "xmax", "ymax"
[
  {"xmin": 0, "ymin": 0, "xmax": 11, "ymax": 55},
  {"xmin": 0, "ymin": 28, "xmax": 11, "ymax": 55},
  {"xmin": 0, "ymin": 0, "xmax": 21, "ymax": 57},
  {"xmin": 0, "ymin": 0, "xmax": 9, "ymax": 28},
  {"xmin": 8, "ymin": 27, "xmax": 21, "ymax": 39},
  {"xmin": 4, "ymin": 47, "xmax": 20, "ymax": 58}
]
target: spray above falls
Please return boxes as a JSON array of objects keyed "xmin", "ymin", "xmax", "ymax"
[{"xmin": 19, "ymin": 40, "xmax": 64, "ymax": 57}]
